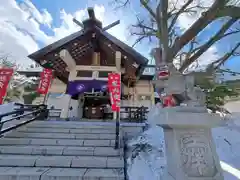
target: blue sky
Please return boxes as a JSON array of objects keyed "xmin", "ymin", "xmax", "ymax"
[{"xmin": 1, "ymin": 0, "xmax": 239, "ymax": 78}]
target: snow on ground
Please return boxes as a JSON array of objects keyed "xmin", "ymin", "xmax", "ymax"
[{"xmin": 127, "ymin": 106, "xmax": 240, "ymax": 180}]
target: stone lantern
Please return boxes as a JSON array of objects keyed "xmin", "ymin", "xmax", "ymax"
[{"xmin": 151, "ymin": 49, "xmax": 224, "ymax": 179}]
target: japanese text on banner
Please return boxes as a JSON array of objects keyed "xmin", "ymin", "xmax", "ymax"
[
  {"xmin": 0, "ymin": 68, "xmax": 14, "ymax": 104},
  {"xmin": 108, "ymin": 73, "xmax": 121, "ymax": 112},
  {"xmin": 38, "ymin": 69, "xmax": 53, "ymax": 94}
]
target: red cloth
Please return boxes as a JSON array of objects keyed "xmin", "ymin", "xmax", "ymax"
[
  {"xmin": 0, "ymin": 68, "xmax": 14, "ymax": 104},
  {"xmin": 38, "ymin": 68, "xmax": 53, "ymax": 94},
  {"xmin": 162, "ymin": 95, "xmax": 176, "ymax": 107}
]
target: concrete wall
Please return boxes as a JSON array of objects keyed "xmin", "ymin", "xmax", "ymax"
[{"xmin": 48, "ymin": 78, "xmax": 66, "ymax": 93}]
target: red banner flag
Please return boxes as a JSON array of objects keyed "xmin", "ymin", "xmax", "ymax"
[
  {"xmin": 38, "ymin": 68, "xmax": 53, "ymax": 94},
  {"xmin": 0, "ymin": 68, "xmax": 14, "ymax": 104},
  {"xmin": 108, "ymin": 73, "xmax": 121, "ymax": 112}
]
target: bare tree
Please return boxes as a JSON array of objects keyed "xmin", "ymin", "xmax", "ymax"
[{"xmin": 113, "ymin": 0, "xmax": 240, "ymax": 73}]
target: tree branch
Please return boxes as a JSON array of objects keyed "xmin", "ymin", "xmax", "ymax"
[
  {"xmin": 140, "ymin": 0, "xmax": 156, "ymax": 19},
  {"xmin": 214, "ymin": 43, "xmax": 240, "ymax": 69},
  {"xmin": 179, "ymin": 18, "xmax": 239, "ymax": 72},
  {"xmin": 168, "ymin": 0, "xmax": 194, "ymax": 32},
  {"xmin": 217, "ymin": 5, "xmax": 240, "ymax": 18},
  {"xmin": 130, "ymin": 16, "xmax": 157, "ymax": 46},
  {"xmin": 112, "ymin": 0, "xmax": 130, "ymax": 9},
  {"xmin": 169, "ymin": 1, "xmax": 229, "ymax": 61}
]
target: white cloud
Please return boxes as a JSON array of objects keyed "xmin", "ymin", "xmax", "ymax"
[
  {"xmin": 20, "ymin": 0, "xmax": 53, "ymax": 27},
  {"xmin": 0, "ymin": 0, "xmax": 128, "ymax": 69},
  {"xmin": 0, "ymin": 0, "xmax": 51, "ymax": 67}
]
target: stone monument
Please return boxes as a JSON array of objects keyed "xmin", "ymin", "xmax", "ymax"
[{"xmin": 151, "ymin": 48, "xmax": 224, "ymax": 179}]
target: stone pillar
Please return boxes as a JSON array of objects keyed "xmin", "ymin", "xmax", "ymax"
[
  {"xmin": 156, "ymin": 107, "xmax": 224, "ymax": 180},
  {"xmin": 60, "ymin": 94, "xmax": 71, "ymax": 119},
  {"xmin": 114, "ymin": 51, "xmax": 121, "ymax": 120}
]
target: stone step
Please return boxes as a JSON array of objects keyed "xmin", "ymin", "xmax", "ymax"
[
  {"xmin": 0, "ymin": 138, "xmax": 115, "ymax": 147},
  {"xmin": 0, "ymin": 145, "xmax": 122, "ymax": 156},
  {"xmin": 17, "ymin": 127, "xmax": 116, "ymax": 134},
  {"xmin": 0, "ymin": 155, "xmax": 124, "ymax": 168},
  {"xmin": 5, "ymin": 131, "xmax": 116, "ymax": 140},
  {"xmin": 0, "ymin": 167, "xmax": 124, "ymax": 180},
  {"xmin": 26, "ymin": 121, "xmax": 117, "ymax": 130}
]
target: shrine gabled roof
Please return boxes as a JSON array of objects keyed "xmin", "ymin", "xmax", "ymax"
[
  {"xmin": 29, "ymin": 28, "xmax": 148, "ymax": 66},
  {"xmin": 28, "ymin": 8, "xmax": 149, "ymax": 84},
  {"xmin": 100, "ymin": 29, "xmax": 148, "ymax": 66},
  {"xmin": 28, "ymin": 30, "xmax": 84, "ymax": 61}
]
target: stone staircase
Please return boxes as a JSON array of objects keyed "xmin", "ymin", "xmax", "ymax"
[{"xmin": 0, "ymin": 120, "xmax": 125, "ymax": 179}]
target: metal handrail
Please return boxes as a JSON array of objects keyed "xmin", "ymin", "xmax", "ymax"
[
  {"xmin": 115, "ymin": 112, "xmax": 120, "ymax": 149},
  {"xmin": 120, "ymin": 106, "xmax": 149, "ymax": 122},
  {"xmin": 0, "ymin": 104, "xmax": 48, "ymax": 134},
  {"xmin": 1, "ymin": 109, "xmax": 41, "ymax": 124}
]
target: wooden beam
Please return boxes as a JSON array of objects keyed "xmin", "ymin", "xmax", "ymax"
[
  {"xmin": 59, "ymin": 49, "xmax": 76, "ymax": 71},
  {"xmin": 72, "ymin": 18, "xmax": 84, "ymax": 28},
  {"xmin": 102, "ymin": 20, "xmax": 120, "ymax": 31},
  {"xmin": 75, "ymin": 65, "xmax": 117, "ymax": 72}
]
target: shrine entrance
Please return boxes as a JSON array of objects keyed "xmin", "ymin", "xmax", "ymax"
[
  {"xmin": 67, "ymin": 80, "xmax": 112, "ymax": 120},
  {"xmin": 82, "ymin": 92, "xmax": 112, "ymax": 119}
]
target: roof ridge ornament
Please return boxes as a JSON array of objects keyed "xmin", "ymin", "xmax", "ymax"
[{"xmin": 72, "ymin": 7, "xmax": 120, "ymax": 31}]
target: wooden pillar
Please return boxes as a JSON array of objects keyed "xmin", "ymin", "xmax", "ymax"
[
  {"xmin": 59, "ymin": 49, "xmax": 78, "ymax": 119},
  {"xmin": 59, "ymin": 49, "xmax": 76, "ymax": 71},
  {"xmin": 115, "ymin": 51, "xmax": 121, "ymax": 72},
  {"xmin": 92, "ymin": 52, "xmax": 100, "ymax": 65}
]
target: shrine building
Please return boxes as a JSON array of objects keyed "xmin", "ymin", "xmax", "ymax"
[{"xmin": 27, "ymin": 8, "xmax": 156, "ymax": 120}]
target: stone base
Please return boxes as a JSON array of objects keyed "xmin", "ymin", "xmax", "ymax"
[
  {"xmin": 60, "ymin": 94, "xmax": 71, "ymax": 118},
  {"xmin": 162, "ymin": 128, "xmax": 223, "ymax": 180}
]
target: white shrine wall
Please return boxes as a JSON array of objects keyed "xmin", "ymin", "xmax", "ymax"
[{"xmin": 122, "ymin": 80, "xmax": 154, "ymax": 109}]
